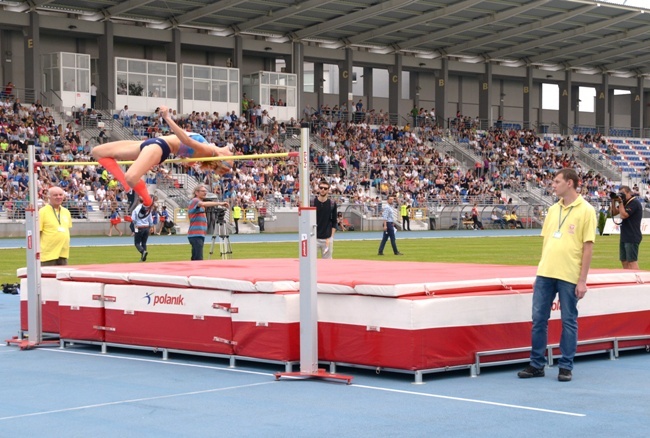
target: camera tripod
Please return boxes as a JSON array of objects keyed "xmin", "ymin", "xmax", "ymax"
[{"xmin": 209, "ymin": 218, "xmax": 232, "ymax": 260}]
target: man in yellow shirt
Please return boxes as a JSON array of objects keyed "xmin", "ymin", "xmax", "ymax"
[
  {"xmin": 400, "ymin": 202, "xmax": 411, "ymax": 231},
  {"xmin": 232, "ymin": 202, "xmax": 242, "ymax": 234},
  {"xmin": 40, "ymin": 186, "xmax": 72, "ymax": 266},
  {"xmin": 518, "ymin": 168, "xmax": 595, "ymax": 382}
]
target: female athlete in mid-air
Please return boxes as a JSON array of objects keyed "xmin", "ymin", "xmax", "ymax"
[{"xmin": 91, "ymin": 105, "xmax": 234, "ymax": 215}]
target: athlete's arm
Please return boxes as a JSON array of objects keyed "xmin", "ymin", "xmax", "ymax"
[{"xmin": 160, "ymin": 106, "xmax": 217, "ymax": 157}]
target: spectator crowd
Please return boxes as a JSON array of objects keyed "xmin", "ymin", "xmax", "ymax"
[{"xmin": 1, "ymin": 88, "xmax": 645, "ymax": 228}]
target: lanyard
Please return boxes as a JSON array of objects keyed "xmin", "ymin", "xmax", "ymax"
[
  {"xmin": 52, "ymin": 205, "xmax": 61, "ymax": 225},
  {"xmin": 558, "ymin": 205, "xmax": 573, "ymax": 232}
]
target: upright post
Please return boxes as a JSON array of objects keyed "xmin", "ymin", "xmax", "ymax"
[
  {"xmin": 26, "ymin": 145, "xmax": 43, "ymax": 344},
  {"xmin": 275, "ymin": 124, "xmax": 352, "ymax": 383},
  {"xmin": 298, "ymin": 124, "xmax": 318, "ymax": 373}
]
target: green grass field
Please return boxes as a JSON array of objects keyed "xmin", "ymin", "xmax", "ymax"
[{"xmin": 1, "ymin": 234, "xmax": 646, "ymax": 285}]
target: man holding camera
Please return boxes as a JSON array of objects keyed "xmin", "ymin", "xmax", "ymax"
[
  {"xmin": 188, "ymin": 184, "xmax": 229, "ymax": 261},
  {"xmin": 610, "ymin": 186, "xmax": 642, "ymax": 269}
]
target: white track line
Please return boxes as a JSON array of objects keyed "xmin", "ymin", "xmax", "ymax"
[
  {"xmin": 42, "ymin": 347, "xmax": 276, "ymax": 377},
  {"xmin": 0, "ymin": 381, "xmax": 275, "ymax": 421},
  {"xmin": 351, "ymin": 384, "xmax": 585, "ymax": 417},
  {"xmin": 9, "ymin": 347, "xmax": 584, "ymax": 417}
]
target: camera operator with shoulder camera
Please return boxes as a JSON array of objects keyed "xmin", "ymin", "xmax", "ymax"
[
  {"xmin": 188, "ymin": 184, "xmax": 229, "ymax": 261},
  {"xmin": 610, "ymin": 186, "xmax": 643, "ymax": 269}
]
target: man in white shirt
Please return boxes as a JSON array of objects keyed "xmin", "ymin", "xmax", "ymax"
[
  {"xmin": 90, "ymin": 83, "xmax": 97, "ymax": 108},
  {"xmin": 119, "ymin": 105, "xmax": 131, "ymax": 127}
]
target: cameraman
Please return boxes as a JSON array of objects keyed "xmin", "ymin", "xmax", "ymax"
[
  {"xmin": 610, "ymin": 186, "xmax": 643, "ymax": 269},
  {"xmin": 188, "ymin": 184, "xmax": 229, "ymax": 261}
]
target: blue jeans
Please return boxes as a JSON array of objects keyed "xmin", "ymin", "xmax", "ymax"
[
  {"xmin": 530, "ymin": 276, "xmax": 579, "ymax": 370},
  {"xmin": 378, "ymin": 223, "xmax": 399, "ymax": 254},
  {"xmin": 188, "ymin": 236, "xmax": 204, "ymax": 261}
]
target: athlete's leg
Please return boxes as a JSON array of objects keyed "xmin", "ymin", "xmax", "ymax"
[
  {"xmin": 124, "ymin": 144, "xmax": 163, "ymax": 206},
  {"xmin": 92, "ymin": 140, "xmax": 142, "ymax": 191}
]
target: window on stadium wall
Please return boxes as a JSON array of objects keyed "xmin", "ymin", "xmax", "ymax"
[
  {"xmin": 41, "ymin": 52, "xmax": 90, "ymax": 110},
  {"xmin": 114, "ymin": 57, "xmax": 180, "ymax": 114},
  {"xmin": 242, "ymin": 71, "xmax": 297, "ymax": 121},
  {"xmin": 181, "ymin": 64, "xmax": 239, "ymax": 115}
]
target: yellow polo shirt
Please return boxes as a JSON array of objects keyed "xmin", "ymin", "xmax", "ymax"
[
  {"xmin": 39, "ymin": 205, "xmax": 72, "ymax": 262},
  {"xmin": 537, "ymin": 195, "xmax": 596, "ymax": 284}
]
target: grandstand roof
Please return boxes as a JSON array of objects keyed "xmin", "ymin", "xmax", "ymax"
[{"xmin": 4, "ymin": 0, "xmax": 650, "ymax": 78}]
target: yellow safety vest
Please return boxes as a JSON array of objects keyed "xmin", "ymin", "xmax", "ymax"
[
  {"xmin": 400, "ymin": 205, "xmax": 408, "ymax": 216},
  {"xmin": 233, "ymin": 206, "xmax": 242, "ymax": 219}
]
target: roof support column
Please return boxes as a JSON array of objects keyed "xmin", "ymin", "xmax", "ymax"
[
  {"xmin": 166, "ymin": 28, "xmax": 181, "ymax": 63},
  {"xmin": 388, "ymin": 53, "xmax": 402, "ymax": 125},
  {"xmin": 523, "ymin": 66, "xmax": 534, "ymax": 130},
  {"xmin": 98, "ymin": 21, "xmax": 114, "ymax": 111},
  {"xmin": 1, "ymin": 31, "xmax": 13, "ymax": 85},
  {"xmin": 572, "ymin": 84, "xmax": 580, "ymax": 127},
  {"xmin": 559, "ymin": 70, "xmax": 572, "ymax": 135},
  {"xmin": 435, "ymin": 58, "xmax": 448, "ymax": 128},
  {"xmin": 292, "ymin": 41, "xmax": 304, "ymax": 120},
  {"xmin": 314, "ymin": 62, "xmax": 324, "ymax": 113},
  {"xmin": 166, "ymin": 28, "xmax": 182, "ymax": 109},
  {"xmin": 363, "ymin": 67, "xmax": 373, "ymax": 115},
  {"xmin": 339, "ymin": 47, "xmax": 353, "ymax": 122},
  {"xmin": 631, "ymin": 76, "xmax": 644, "ymax": 138},
  {"xmin": 596, "ymin": 74, "xmax": 609, "ymax": 135},
  {"xmin": 410, "ymin": 71, "xmax": 420, "ymax": 110},
  {"xmin": 233, "ymin": 35, "xmax": 243, "ymax": 69},
  {"xmin": 478, "ymin": 62, "xmax": 493, "ymax": 130},
  {"xmin": 24, "ymin": 12, "xmax": 40, "ymax": 100}
]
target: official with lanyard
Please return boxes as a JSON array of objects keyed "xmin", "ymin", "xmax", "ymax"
[{"xmin": 40, "ymin": 186, "xmax": 72, "ymax": 266}]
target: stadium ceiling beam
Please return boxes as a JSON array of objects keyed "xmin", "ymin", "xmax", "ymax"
[
  {"xmin": 443, "ymin": 0, "xmax": 575, "ymax": 56},
  {"xmin": 15, "ymin": 0, "xmax": 55, "ymax": 12},
  {"xmin": 569, "ymin": 39, "xmax": 650, "ymax": 68},
  {"xmin": 346, "ymin": 0, "xmax": 482, "ymax": 46},
  {"xmin": 237, "ymin": 0, "xmax": 335, "ymax": 32},
  {"xmin": 293, "ymin": 0, "xmax": 420, "ymax": 40},
  {"xmin": 30, "ymin": 0, "xmax": 55, "ymax": 7},
  {"xmin": 102, "ymin": 0, "xmax": 156, "ymax": 19},
  {"xmin": 529, "ymin": 24, "xmax": 650, "ymax": 63},
  {"xmin": 169, "ymin": 0, "xmax": 244, "ymax": 27},
  {"xmin": 394, "ymin": 0, "xmax": 551, "ymax": 52},
  {"xmin": 487, "ymin": 10, "xmax": 640, "ymax": 60},
  {"xmin": 603, "ymin": 51, "xmax": 650, "ymax": 72}
]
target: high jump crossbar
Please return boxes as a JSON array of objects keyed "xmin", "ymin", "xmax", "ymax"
[{"xmin": 35, "ymin": 151, "xmax": 299, "ymax": 167}]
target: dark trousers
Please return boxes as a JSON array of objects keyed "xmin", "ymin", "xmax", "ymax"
[
  {"xmin": 41, "ymin": 258, "xmax": 68, "ymax": 266},
  {"xmin": 378, "ymin": 223, "xmax": 399, "ymax": 254},
  {"xmin": 189, "ymin": 236, "xmax": 205, "ymax": 261},
  {"xmin": 134, "ymin": 228, "xmax": 150, "ymax": 255},
  {"xmin": 234, "ymin": 218, "xmax": 239, "ymax": 234},
  {"xmin": 402, "ymin": 216, "xmax": 410, "ymax": 231},
  {"xmin": 429, "ymin": 217, "xmax": 436, "ymax": 230}
]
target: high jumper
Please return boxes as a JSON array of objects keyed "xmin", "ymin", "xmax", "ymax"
[{"xmin": 91, "ymin": 105, "xmax": 234, "ymax": 214}]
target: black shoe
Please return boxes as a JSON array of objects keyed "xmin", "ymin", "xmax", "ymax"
[
  {"xmin": 137, "ymin": 204, "xmax": 152, "ymax": 219},
  {"xmin": 377, "ymin": 252, "xmax": 384, "ymax": 256},
  {"xmin": 558, "ymin": 368, "xmax": 572, "ymax": 382},
  {"xmin": 395, "ymin": 252, "xmax": 404, "ymax": 256},
  {"xmin": 141, "ymin": 250, "xmax": 148, "ymax": 262},
  {"xmin": 517, "ymin": 365, "xmax": 545, "ymax": 378}
]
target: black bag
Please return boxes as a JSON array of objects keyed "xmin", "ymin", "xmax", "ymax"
[{"xmin": 164, "ymin": 220, "xmax": 174, "ymax": 228}]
